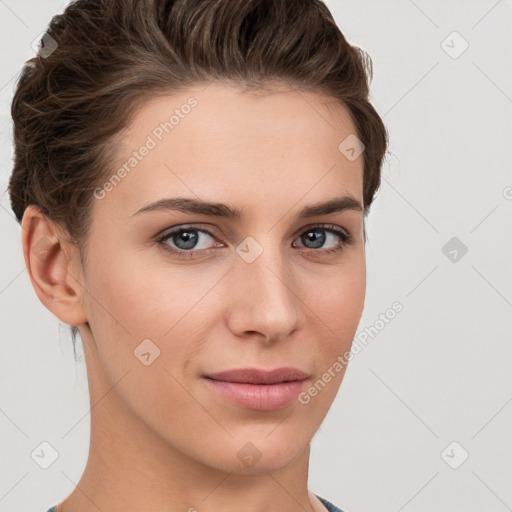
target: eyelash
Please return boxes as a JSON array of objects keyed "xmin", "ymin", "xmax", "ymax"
[{"xmin": 155, "ymin": 224, "xmax": 354, "ymax": 260}]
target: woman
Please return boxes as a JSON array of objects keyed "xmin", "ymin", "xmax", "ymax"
[{"xmin": 8, "ymin": 0, "xmax": 388, "ymax": 510}]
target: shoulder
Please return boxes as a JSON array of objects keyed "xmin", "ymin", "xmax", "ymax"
[{"xmin": 316, "ymin": 494, "xmax": 347, "ymax": 512}]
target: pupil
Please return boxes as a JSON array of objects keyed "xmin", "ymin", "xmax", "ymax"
[
  {"xmin": 304, "ymin": 229, "xmax": 325, "ymax": 249},
  {"xmin": 174, "ymin": 230, "xmax": 198, "ymax": 250}
]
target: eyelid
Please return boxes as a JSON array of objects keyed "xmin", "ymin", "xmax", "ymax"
[
  {"xmin": 293, "ymin": 222, "xmax": 351, "ymax": 239},
  {"xmin": 155, "ymin": 223, "xmax": 222, "ymax": 241},
  {"xmin": 156, "ymin": 222, "xmax": 351, "ymax": 241}
]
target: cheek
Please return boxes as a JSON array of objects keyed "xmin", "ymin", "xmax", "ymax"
[
  {"xmin": 84, "ymin": 249, "xmax": 221, "ymax": 366},
  {"xmin": 81, "ymin": 253, "xmax": 205, "ymax": 404},
  {"xmin": 305, "ymin": 257, "xmax": 366, "ymax": 358},
  {"xmin": 305, "ymin": 252, "xmax": 366, "ymax": 319},
  {"xmin": 87, "ymin": 242, "xmax": 366, "ymax": 354},
  {"xmin": 84, "ymin": 231, "xmax": 365, "ymax": 364}
]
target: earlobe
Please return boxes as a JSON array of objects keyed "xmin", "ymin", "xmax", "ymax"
[{"xmin": 20, "ymin": 205, "xmax": 88, "ymax": 327}]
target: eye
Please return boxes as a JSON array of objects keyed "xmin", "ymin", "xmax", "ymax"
[
  {"xmin": 156, "ymin": 225, "xmax": 221, "ymax": 259},
  {"xmin": 292, "ymin": 224, "xmax": 354, "ymax": 255},
  {"xmin": 156, "ymin": 223, "xmax": 354, "ymax": 259}
]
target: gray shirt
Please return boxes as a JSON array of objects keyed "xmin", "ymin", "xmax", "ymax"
[{"xmin": 45, "ymin": 494, "xmax": 344, "ymax": 512}]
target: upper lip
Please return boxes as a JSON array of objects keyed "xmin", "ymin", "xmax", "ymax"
[{"xmin": 204, "ymin": 367, "xmax": 310, "ymax": 384}]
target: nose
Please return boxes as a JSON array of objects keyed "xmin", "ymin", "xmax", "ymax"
[{"xmin": 224, "ymin": 243, "xmax": 300, "ymax": 344}]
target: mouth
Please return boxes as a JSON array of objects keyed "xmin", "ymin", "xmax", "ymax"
[{"xmin": 202, "ymin": 367, "xmax": 310, "ymax": 411}]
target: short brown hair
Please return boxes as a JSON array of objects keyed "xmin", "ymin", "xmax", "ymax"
[{"xmin": 8, "ymin": 0, "xmax": 389, "ymax": 348}]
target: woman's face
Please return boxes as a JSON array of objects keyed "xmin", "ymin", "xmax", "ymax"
[{"xmin": 75, "ymin": 83, "xmax": 366, "ymax": 473}]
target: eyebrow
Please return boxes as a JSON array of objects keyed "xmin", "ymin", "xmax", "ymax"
[{"xmin": 131, "ymin": 195, "xmax": 363, "ymax": 219}]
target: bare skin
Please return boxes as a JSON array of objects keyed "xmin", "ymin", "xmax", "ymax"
[{"xmin": 22, "ymin": 82, "xmax": 366, "ymax": 512}]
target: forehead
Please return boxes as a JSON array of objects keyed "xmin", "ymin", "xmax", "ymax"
[
  {"xmin": 98, "ymin": 83, "xmax": 364, "ymax": 219},
  {"xmin": 124, "ymin": 82, "xmax": 358, "ymax": 149}
]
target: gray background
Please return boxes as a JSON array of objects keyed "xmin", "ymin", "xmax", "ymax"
[{"xmin": 1, "ymin": 1, "xmax": 511, "ymax": 511}]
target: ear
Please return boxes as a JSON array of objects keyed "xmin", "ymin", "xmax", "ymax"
[{"xmin": 20, "ymin": 205, "xmax": 88, "ymax": 327}]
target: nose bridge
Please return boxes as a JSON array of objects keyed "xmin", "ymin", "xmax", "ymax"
[{"xmin": 227, "ymin": 236, "xmax": 299, "ymax": 339}]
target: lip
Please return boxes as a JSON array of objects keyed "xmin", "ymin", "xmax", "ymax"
[{"xmin": 203, "ymin": 367, "xmax": 310, "ymax": 411}]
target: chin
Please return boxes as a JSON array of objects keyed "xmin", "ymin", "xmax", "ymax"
[{"xmin": 203, "ymin": 432, "xmax": 310, "ymax": 475}]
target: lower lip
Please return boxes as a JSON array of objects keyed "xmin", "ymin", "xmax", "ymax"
[{"xmin": 203, "ymin": 378, "xmax": 307, "ymax": 411}]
